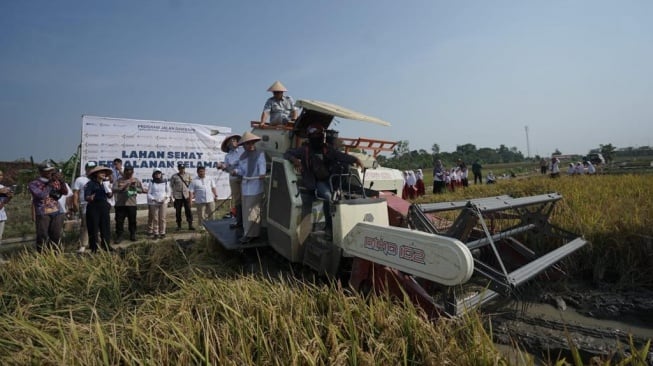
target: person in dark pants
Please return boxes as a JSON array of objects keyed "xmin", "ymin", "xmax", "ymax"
[
  {"xmin": 432, "ymin": 160, "xmax": 446, "ymax": 194},
  {"xmin": 84, "ymin": 166, "xmax": 114, "ymax": 252},
  {"xmin": 113, "ymin": 165, "xmax": 145, "ymax": 242},
  {"xmin": 169, "ymin": 163, "xmax": 195, "ymax": 231},
  {"xmin": 472, "ymin": 159, "xmax": 483, "ymax": 185},
  {"xmin": 284, "ymin": 124, "xmax": 362, "ymax": 240}
]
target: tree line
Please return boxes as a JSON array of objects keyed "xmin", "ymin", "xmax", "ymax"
[
  {"xmin": 375, "ymin": 141, "xmax": 652, "ymax": 171},
  {"xmin": 376, "ymin": 141, "xmax": 525, "ymax": 171}
]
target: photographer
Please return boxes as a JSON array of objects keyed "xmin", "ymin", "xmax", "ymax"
[
  {"xmin": 53, "ymin": 170, "xmax": 73, "ymax": 219},
  {"xmin": 28, "ymin": 163, "xmax": 69, "ymax": 252}
]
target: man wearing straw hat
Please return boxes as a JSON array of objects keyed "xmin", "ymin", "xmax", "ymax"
[
  {"xmin": 218, "ymin": 134, "xmax": 244, "ymax": 229},
  {"xmin": 231, "ymin": 131, "xmax": 266, "ymax": 244},
  {"xmin": 260, "ymin": 80, "xmax": 298, "ymax": 126}
]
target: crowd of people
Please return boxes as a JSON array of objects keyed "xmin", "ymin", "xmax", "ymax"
[
  {"xmin": 1, "ymin": 80, "xmax": 607, "ymax": 255},
  {"xmin": 0, "ymin": 81, "xmax": 306, "ymax": 253},
  {"xmin": 547, "ymin": 157, "xmax": 598, "ymax": 178}
]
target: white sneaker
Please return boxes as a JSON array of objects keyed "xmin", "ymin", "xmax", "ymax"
[{"xmin": 77, "ymin": 246, "xmax": 86, "ymax": 254}]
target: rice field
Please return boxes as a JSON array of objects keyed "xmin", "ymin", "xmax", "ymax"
[{"xmin": 0, "ymin": 173, "xmax": 651, "ymax": 365}]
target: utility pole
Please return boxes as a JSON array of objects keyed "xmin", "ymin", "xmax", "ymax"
[{"xmin": 524, "ymin": 125, "xmax": 530, "ymax": 158}]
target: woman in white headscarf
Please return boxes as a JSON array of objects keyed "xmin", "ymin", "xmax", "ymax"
[
  {"xmin": 406, "ymin": 170, "xmax": 417, "ymax": 199},
  {"xmin": 415, "ymin": 169, "xmax": 425, "ymax": 197}
]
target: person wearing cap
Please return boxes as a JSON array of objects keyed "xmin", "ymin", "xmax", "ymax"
[
  {"xmin": 260, "ymin": 81, "xmax": 298, "ymax": 126},
  {"xmin": 218, "ymin": 134, "xmax": 244, "ymax": 229},
  {"xmin": 84, "ymin": 165, "xmax": 114, "ymax": 252},
  {"xmin": 113, "ymin": 165, "xmax": 145, "ymax": 242},
  {"xmin": 283, "ymin": 124, "xmax": 362, "ymax": 241},
  {"xmin": 169, "ymin": 163, "xmax": 195, "ymax": 231},
  {"xmin": 188, "ymin": 165, "xmax": 218, "ymax": 229},
  {"xmin": 28, "ymin": 162, "xmax": 69, "ymax": 252},
  {"xmin": 147, "ymin": 168, "xmax": 171, "ymax": 239},
  {"xmin": 231, "ymin": 131, "xmax": 266, "ymax": 243}
]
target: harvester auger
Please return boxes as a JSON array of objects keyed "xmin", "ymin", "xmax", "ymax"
[{"xmin": 205, "ymin": 99, "xmax": 589, "ymax": 319}]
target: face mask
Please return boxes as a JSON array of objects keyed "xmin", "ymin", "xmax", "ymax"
[{"xmin": 309, "ymin": 136, "xmax": 324, "ymax": 149}]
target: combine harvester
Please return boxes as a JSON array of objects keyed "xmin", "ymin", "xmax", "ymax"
[{"xmin": 204, "ymin": 99, "xmax": 588, "ymax": 317}]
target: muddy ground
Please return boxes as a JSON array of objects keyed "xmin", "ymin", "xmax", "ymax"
[{"xmin": 488, "ymin": 283, "xmax": 653, "ymax": 363}]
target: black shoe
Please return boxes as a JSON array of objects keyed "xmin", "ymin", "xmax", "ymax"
[
  {"xmin": 130, "ymin": 234, "xmax": 136, "ymax": 241},
  {"xmin": 188, "ymin": 226, "xmax": 196, "ymax": 231},
  {"xmin": 160, "ymin": 234, "xmax": 166, "ymax": 239},
  {"xmin": 229, "ymin": 223, "xmax": 243, "ymax": 229},
  {"xmin": 114, "ymin": 237, "xmax": 122, "ymax": 244},
  {"xmin": 239, "ymin": 236, "xmax": 258, "ymax": 244}
]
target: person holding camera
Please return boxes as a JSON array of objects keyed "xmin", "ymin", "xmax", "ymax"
[
  {"xmin": 28, "ymin": 163, "xmax": 69, "ymax": 252},
  {"xmin": 53, "ymin": 170, "xmax": 73, "ymax": 218}
]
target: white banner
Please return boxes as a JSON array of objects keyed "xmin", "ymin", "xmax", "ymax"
[{"xmin": 81, "ymin": 115, "xmax": 233, "ymax": 203}]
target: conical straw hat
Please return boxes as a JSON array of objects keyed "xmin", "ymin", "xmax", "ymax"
[
  {"xmin": 221, "ymin": 134, "xmax": 241, "ymax": 153},
  {"xmin": 238, "ymin": 131, "xmax": 261, "ymax": 145},
  {"xmin": 86, "ymin": 166, "xmax": 112, "ymax": 178},
  {"xmin": 267, "ymin": 80, "xmax": 287, "ymax": 92}
]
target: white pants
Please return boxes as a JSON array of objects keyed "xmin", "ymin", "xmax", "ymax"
[
  {"xmin": 0, "ymin": 220, "xmax": 5, "ymax": 245},
  {"xmin": 148, "ymin": 203, "xmax": 167, "ymax": 235}
]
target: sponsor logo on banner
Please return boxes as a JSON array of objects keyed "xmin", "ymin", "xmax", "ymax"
[{"xmin": 81, "ymin": 115, "xmax": 233, "ymax": 204}]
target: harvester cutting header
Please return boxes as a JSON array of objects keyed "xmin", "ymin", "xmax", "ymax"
[{"xmin": 204, "ymin": 97, "xmax": 588, "ymax": 317}]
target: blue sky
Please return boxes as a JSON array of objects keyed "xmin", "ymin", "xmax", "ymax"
[{"xmin": 1, "ymin": 1, "xmax": 652, "ymax": 163}]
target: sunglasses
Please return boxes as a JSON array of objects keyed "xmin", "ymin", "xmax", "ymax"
[{"xmin": 307, "ymin": 126, "xmax": 323, "ymax": 134}]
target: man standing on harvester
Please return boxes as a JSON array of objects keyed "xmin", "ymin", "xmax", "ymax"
[{"xmin": 260, "ymin": 81, "xmax": 297, "ymax": 126}]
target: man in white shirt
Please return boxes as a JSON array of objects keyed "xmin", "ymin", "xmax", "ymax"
[{"xmin": 188, "ymin": 165, "xmax": 218, "ymax": 228}]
